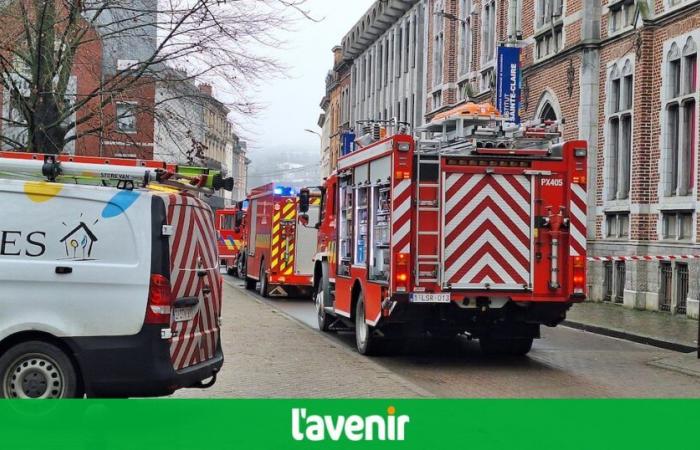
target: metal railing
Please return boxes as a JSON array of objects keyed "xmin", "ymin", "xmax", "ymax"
[
  {"xmin": 603, "ymin": 261, "xmax": 613, "ymax": 302},
  {"xmin": 659, "ymin": 262, "xmax": 673, "ymax": 312},
  {"xmin": 676, "ymin": 263, "xmax": 689, "ymax": 315},
  {"xmin": 614, "ymin": 261, "xmax": 626, "ymax": 304}
]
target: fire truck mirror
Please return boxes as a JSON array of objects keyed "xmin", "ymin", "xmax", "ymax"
[
  {"xmin": 299, "ymin": 188, "xmax": 311, "ymax": 213},
  {"xmin": 235, "ymin": 210, "xmax": 244, "ymax": 227}
]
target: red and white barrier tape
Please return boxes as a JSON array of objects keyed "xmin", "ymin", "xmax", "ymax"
[{"xmin": 587, "ymin": 255, "xmax": 700, "ymax": 262}]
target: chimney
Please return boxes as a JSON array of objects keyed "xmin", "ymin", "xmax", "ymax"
[
  {"xmin": 198, "ymin": 83, "xmax": 213, "ymax": 96},
  {"xmin": 332, "ymin": 46, "xmax": 343, "ymax": 65}
]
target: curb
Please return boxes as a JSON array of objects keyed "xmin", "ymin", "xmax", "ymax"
[{"xmin": 563, "ymin": 320, "xmax": 697, "ymax": 354}]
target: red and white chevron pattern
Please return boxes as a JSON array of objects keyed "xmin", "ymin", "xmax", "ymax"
[
  {"xmin": 569, "ymin": 183, "xmax": 587, "ymax": 257},
  {"xmin": 392, "ymin": 178, "xmax": 412, "ymax": 254},
  {"xmin": 443, "ymin": 173, "xmax": 532, "ymax": 290},
  {"xmin": 165, "ymin": 194, "xmax": 221, "ymax": 370}
]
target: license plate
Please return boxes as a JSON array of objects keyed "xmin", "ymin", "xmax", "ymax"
[
  {"xmin": 410, "ymin": 293, "xmax": 451, "ymax": 303},
  {"xmin": 173, "ymin": 306, "xmax": 197, "ymax": 322}
]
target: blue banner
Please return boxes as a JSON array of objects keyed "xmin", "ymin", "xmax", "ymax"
[{"xmin": 496, "ymin": 46, "xmax": 522, "ymax": 124}]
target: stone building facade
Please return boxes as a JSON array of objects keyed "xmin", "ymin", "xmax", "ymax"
[{"xmin": 322, "ymin": 0, "xmax": 700, "ymax": 320}]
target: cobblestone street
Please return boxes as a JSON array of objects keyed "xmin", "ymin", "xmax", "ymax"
[{"xmin": 177, "ymin": 277, "xmax": 700, "ymax": 399}]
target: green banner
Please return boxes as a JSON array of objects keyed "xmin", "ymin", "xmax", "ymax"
[{"xmin": 1, "ymin": 399, "xmax": 697, "ymax": 449}]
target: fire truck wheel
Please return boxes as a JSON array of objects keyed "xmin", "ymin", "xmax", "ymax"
[
  {"xmin": 315, "ymin": 264, "xmax": 333, "ymax": 332},
  {"xmin": 355, "ymin": 294, "xmax": 378, "ymax": 355},
  {"xmin": 479, "ymin": 336, "xmax": 534, "ymax": 357},
  {"xmin": 259, "ymin": 261, "xmax": 270, "ymax": 298},
  {"xmin": 0, "ymin": 341, "xmax": 80, "ymax": 399},
  {"xmin": 237, "ymin": 257, "xmax": 246, "ymax": 279}
]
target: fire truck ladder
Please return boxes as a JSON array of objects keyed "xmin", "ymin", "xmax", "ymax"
[{"xmin": 414, "ymin": 139, "xmax": 443, "ymax": 286}]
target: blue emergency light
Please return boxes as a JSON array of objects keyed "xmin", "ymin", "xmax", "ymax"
[{"xmin": 274, "ymin": 186, "xmax": 295, "ymax": 196}]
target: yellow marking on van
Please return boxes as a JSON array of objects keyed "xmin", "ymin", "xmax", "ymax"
[
  {"xmin": 24, "ymin": 181, "xmax": 63, "ymax": 203},
  {"xmin": 271, "ymin": 258, "xmax": 278, "ymax": 269},
  {"xmin": 283, "ymin": 202, "xmax": 294, "ymax": 214}
]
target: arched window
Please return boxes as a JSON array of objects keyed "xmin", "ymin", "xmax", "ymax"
[
  {"xmin": 664, "ymin": 37, "xmax": 697, "ymax": 197},
  {"xmin": 539, "ymin": 102, "xmax": 557, "ymax": 121},
  {"xmin": 606, "ymin": 57, "xmax": 634, "ymax": 202}
]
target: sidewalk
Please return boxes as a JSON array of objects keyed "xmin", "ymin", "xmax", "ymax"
[
  {"xmin": 565, "ymin": 301, "xmax": 699, "ymax": 353},
  {"xmin": 175, "ymin": 282, "xmax": 430, "ymax": 398}
]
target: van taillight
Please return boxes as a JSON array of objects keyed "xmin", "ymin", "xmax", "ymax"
[
  {"xmin": 146, "ymin": 274, "xmax": 173, "ymax": 324},
  {"xmin": 572, "ymin": 256, "xmax": 586, "ymax": 295}
]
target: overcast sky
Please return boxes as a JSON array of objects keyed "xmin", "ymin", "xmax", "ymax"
[{"xmin": 237, "ymin": 0, "xmax": 374, "ymax": 156}]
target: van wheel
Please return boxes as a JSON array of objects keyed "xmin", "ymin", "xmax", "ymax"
[
  {"xmin": 259, "ymin": 261, "xmax": 269, "ymax": 298},
  {"xmin": 0, "ymin": 341, "xmax": 79, "ymax": 399},
  {"xmin": 355, "ymin": 293, "xmax": 377, "ymax": 355}
]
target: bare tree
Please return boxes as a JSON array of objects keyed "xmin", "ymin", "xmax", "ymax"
[{"xmin": 0, "ymin": 0, "xmax": 310, "ymax": 154}]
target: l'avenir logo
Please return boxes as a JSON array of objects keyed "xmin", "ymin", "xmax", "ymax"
[{"xmin": 291, "ymin": 406, "xmax": 410, "ymax": 442}]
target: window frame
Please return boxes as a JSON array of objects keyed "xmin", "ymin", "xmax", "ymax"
[
  {"xmin": 662, "ymin": 36, "xmax": 698, "ymax": 198},
  {"xmin": 115, "ymin": 101, "xmax": 138, "ymax": 134}
]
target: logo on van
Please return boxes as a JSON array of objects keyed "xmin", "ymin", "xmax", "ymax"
[{"xmin": 60, "ymin": 222, "xmax": 98, "ymax": 261}]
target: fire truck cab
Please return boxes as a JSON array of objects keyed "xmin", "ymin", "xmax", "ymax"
[
  {"xmin": 307, "ymin": 103, "xmax": 588, "ymax": 356},
  {"xmin": 244, "ymin": 184, "xmax": 319, "ymax": 298},
  {"xmin": 216, "ymin": 201, "xmax": 248, "ymax": 277}
]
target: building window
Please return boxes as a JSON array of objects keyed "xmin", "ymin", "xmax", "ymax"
[
  {"xmin": 605, "ymin": 212, "xmax": 629, "ymax": 239},
  {"xmin": 432, "ymin": 91, "xmax": 443, "ymax": 110},
  {"xmin": 609, "ymin": 0, "xmax": 636, "ymax": 34},
  {"xmin": 664, "ymin": 38, "xmax": 697, "ymax": 197},
  {"xmin": 606, "ymin": 59, "xmax": 633, "ymax": 201},
  {"xmin": 116, "ymin": 102, "xmax": 137, "ymax": 133},
  {"xmin": 482, "ymin": 0, "xmax": 496, "ymax": 64},
  {"xmin": 459, "ymin": 0, "xmax": 472, "ymax": 76},
  {"xmin": 535, "ymin": 0, "xmax": 563, "ymax": 60},
  {"xmin": 676, "ymin": 263, "xmax": 689, "ymax": 314},
  {"xmin": 661, "ymin": 210, "xmax": 693, "ymax": 240},
  {"xmin": 480, "ymin": 68, "xmax": 494, "ymax": 93},
  {"xmin": 433, "ymin": 0, "xmax": 444, "ymax": 85}
]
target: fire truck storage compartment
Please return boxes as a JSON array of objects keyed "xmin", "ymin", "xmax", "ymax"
[
  {"xmin": 337, "ymin": 155, "xmax": 392, "ymax": 281},
  {"xmin": 441, "ymin": 170, "xmax": 533, "ymax": 291},
  {"xmin": 248, "ymin": 199, "xmax": 258, "ymax": 257},
  {"xmin": 295, "ymin": 204, "xmax": 319, "ymax": 275}
]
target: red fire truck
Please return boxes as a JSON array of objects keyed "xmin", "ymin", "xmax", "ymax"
[
  {"xmin": 302, "ymin": 103, "xmax": 588, "ymax": 356},
  {"xmin": 215, "ymin": 201, "xmax": 248, "ymax": 277},
  {"xmin": 244, "ymin": 183, "xmax": 320, "ymax": 298}
]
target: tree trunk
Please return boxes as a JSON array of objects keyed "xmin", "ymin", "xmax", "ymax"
[{"xmin": 31, "ymin": 94, "xmax": 66, "ymax": 154}]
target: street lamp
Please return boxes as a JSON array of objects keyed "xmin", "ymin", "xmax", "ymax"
[{"xmin": 304, "ymin": 129, "xmax": 322, "ymax": 140}]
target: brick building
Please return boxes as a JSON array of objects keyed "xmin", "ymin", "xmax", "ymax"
[{"xmin": 323, "ymin": 0, "xmax": 700, "ymax": 320}]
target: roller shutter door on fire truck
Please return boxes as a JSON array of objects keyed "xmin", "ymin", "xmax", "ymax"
[{"xmin": 442, "ymin": 172, "xmax": 533, "ymax": 290}]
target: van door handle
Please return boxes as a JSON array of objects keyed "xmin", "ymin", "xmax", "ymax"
[
  {"xmin": 55, "ymin": 266, "xmax": 73, "ymax": 275},
  {"xmin": 202, "ymin": 286, "xmax": 212, "ymax": 295}
]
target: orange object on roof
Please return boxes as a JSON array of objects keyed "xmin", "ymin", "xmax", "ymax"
[{"xmin": 431, "ymin": 102, "xmax": 501, "ymax": 123}]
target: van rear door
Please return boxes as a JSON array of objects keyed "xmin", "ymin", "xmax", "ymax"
[{"xmin": 163, "ymin": 194, "xmax": 222, "ymax": 371}]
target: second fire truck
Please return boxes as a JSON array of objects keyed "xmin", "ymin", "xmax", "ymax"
[
  {"xmin": 243, "ymin": 183, "xmax": 320, "ymax": 298},
  {"xmin": 216, "ymin": 201, "xmax": 248, "ymax": 277},
  {"xmin": 301, "ymin": 103, "xmax": 588, "ymax": 356}
]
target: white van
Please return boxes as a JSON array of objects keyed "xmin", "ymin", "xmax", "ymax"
[{"xmin": 0, "ymin": 178, "xmax": 223, "ymax": 398}]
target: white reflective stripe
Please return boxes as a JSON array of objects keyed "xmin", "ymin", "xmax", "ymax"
[
  {"xmin": 445, "ymin": 209, "xmax": 529, "ymax": 258},
  {"xmin": 570, "ymin": 223, "xmax": 586, "ymax": 252},
  {"xmin": 446, "ymin": 234, "xmax": 529, "ymax": 283},
  {"xmin": 570, "ymin": 200, "xmax": 587, "ymax": 228},
  {"xmin": 446, "ymin": 186, "xmax": 529, "ymax": 237},
  {"xmin": 366, "ymin": 311, "xmax": 382, "ymax": 327},
  {"xmin": 392, "ymin": 220, "xmax": 411, "ymax": 247},
  {"xmin": 445, "ymin": 174, "xmax": 481, "ymax": 212},
  {"xmin": 393, "ymin": 196, "xmax": 411, "ymax": 221},
  {"xmin": 393, "ymin": 179, "xmax": 411, "ymax": 199}
]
